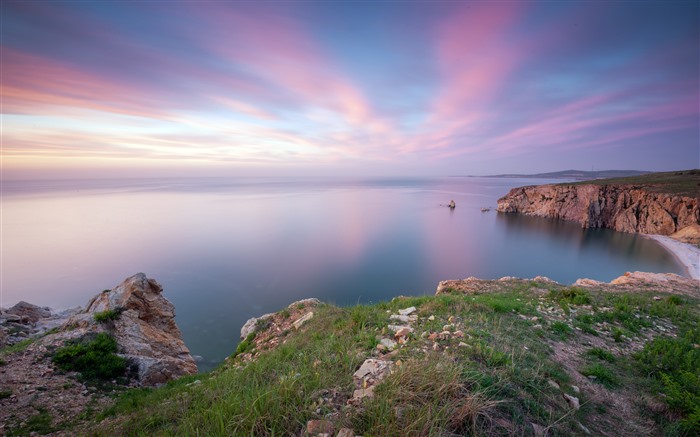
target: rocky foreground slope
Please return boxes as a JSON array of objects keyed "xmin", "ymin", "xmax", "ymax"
[
  {"xmin": 1, "ymin": 271, "xmax": 691, "ymax": 436},
  {"xmin": 0, "ymin": 273, "xmax": 196, "ymax": 435},
  {"xmin": 496, "ymin": 171, "xmax": 699, "ymax": 235}
]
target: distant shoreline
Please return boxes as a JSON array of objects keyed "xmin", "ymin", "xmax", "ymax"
[{"xmin": 644, "ymin": 235, "xmax": 700, "ymax": 280}]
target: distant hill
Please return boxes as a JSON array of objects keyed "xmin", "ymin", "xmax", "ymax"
[{"xmin": 482, "ymin": 169, "xmax": 652, "ymax": 180}]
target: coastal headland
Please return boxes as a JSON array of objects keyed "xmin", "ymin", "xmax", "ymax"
[{"xmin": 497, "ymin": 169, "xmax": 700, "ymax": 279}]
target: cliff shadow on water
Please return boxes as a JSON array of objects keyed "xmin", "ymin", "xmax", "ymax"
[{"xmin": 494, "ymin": 213, "xmax": 686, "ymax": 281}]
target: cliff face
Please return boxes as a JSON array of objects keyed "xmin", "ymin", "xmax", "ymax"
[{"xmin": 497, "ymin": 184, "xmax": 699, "ymax": 235}]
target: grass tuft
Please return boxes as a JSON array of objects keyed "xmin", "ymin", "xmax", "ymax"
[
  {"xmin": 586, "ymin": 347, "xmax": 615, "ymax": 363},
  {"xmin": 93, "ymin": 308, "xmax": 123, "ymax": 323},
  {"xmin": 52, "ymin": 332, "xmax": 126, "ymax": 380},
  {"xmin": 580, "ymin": 363, "xmax": 619, "ymax": 388}
]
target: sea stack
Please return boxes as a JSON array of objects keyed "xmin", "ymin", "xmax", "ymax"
[{"xmin": 448, "ymin": 200, "xmax": 456, "ymax": 209}]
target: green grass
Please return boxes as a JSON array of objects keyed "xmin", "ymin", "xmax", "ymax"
[
  {"xmin": 0, "ymin": 338, "xmax": 34, "ymax": 355},
  {"xmin": 93, "ymin": 308, "xmax": 123, "ymax": 323},
  {"xmin": 549, "ymin": 287, "xmax": 592, "ymax": 306},
  {"xmin": 569, "ymin": 169, "xmax": 700, "ymax": 196},
  {"xmin": 580, "ymin": 363, "xmax": 619, "ymax": 388},
  {"xmin": 586, "ymin": 347, "xmax": 615, "ymax": 363},
  {"xmin": 550, "ymin": 321, "xmax": 573, "ymax": 338},
  {"xmin": 635, "ymin": 329, "xmax": 700, "ymax": 435},
  {"xmin": 0, "ymin": 388, "xmax": 12, "ymax": 399},
  {"xmin": 52, "ymin": 332, "xmax": 127, "ymax": 380},
  {"xmin": 6, "ymin": 408, "xmax": 56, "ymax": 436},
  {"xmin": 61, "ymin": 282, "xmax": 699, "ymax": 436},
  {"xmin": 231, "ymin": 332, "xmax": 256, "ymax": 358}
]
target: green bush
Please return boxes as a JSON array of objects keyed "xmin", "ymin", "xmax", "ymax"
[
  {"xmin": 587, "ymin": 347, "xmax": 615, "ymax": 363},
  {"xmin": 93, "ymin": 308, "xmax": 123, "ymax": 323},
  {"xmin": 580, "ymin": 363, "xmax": 619, "ymax": 388},
  {"xmin": 231, "ymin": 332, "xmax": 256, "ymax": 358},
  {"xmin": 52, "ymin": 333, "xmax": 126, "ymax": 380},
  {"xmin": 636, "ymin": 330, "xmax": 700, "ymax": 434},
  {"xmin": 549, "ymin": 287, "xmax": 591, "ymax": 305},
  {"xmin": 551, "ymin": 321, "xmax": 572, "ymax": 338}
]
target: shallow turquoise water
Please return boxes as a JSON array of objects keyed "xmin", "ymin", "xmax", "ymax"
[{"xmin": 1, "ymin": 177, "xmax": 684, "ymax": 370}]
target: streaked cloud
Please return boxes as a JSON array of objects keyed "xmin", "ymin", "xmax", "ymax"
[{"xmin": 1, "ymin": 1, "xmax": 697, "ymax": 178}]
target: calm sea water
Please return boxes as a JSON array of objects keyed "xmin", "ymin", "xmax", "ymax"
[{"xmin": 1, "ymin": 177, "xmax": 684, "ymax": 370}]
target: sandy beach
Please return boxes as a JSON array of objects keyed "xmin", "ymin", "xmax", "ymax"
[{"xmin": 646, "ymin": 235, "xmax": 700, "ymax": 281}]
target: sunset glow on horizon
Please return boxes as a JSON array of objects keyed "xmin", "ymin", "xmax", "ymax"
[{"xmin": 2, "ymin": 1, "xmax": 698, "ymax": 179}]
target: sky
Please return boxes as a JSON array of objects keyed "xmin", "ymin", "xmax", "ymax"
[{"xmin": 1, "ymin": 0, "xmax": 698, "ymax": 179}]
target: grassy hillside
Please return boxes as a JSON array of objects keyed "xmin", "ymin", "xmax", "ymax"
[
  {"xmin": 569, "ymin": 169, "xmax": 700, "ymax": 197},
  {"xmin": 66, "ymin": 278, "xmax": 700, "ymax": 437}
]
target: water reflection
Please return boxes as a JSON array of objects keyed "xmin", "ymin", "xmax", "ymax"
[
  {"xmin": 495, "ymin": 213, "xmax": 682, "ymax": 279},
  {"xmin": 1, "ymin": 177, "xmax": 686, "ymax": 371}
]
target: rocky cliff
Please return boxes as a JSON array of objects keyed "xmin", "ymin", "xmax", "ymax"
[
  {"xmin": 497, "ymin": 183, "xmax": 699, "ymax": 235},
  {"xmin": 65, "ymin": 273, "xmax": 198, "ymax": 385}
]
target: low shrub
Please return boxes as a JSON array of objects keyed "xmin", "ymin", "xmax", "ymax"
[
  {"xmin": 587, "ymin": 347, "xmax": 615, "ymax": 363},
  {"xmin": 93, "ymin": 308, "xmax": 123, "ymax": 323},
  {"xmin": 52, "ymin": 333, "xmax": 126, "ymax": 380},
  {"xmin": 580, "ymin": 363, "xmax": 619, "ymax": 388},
  {"xmin": 635, "ymin": 330, "xmax": 700, "ymax": 434}
]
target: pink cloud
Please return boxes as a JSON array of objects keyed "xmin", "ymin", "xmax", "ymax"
[
  {"xmin": 0, "ymin": 47, "xmax": 167, "ymax": 118},
  {"xmin": 431, "ymin": 3, "xmax": 525, "ymax": 119}
]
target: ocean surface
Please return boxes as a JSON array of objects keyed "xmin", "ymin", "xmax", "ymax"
[{"xmin": 1, "ymin": 177, "xmax": 684, "ymax": 371}]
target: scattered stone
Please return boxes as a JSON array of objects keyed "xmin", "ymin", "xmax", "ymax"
[
  {"xmin": 428, "ymin": 315, "xmax": 435, "ymax": 321},
  {"xmin": 352, "ymin": 358, "xmax": 393, "ymax": 402},
  {"xmin": 571, "ymin": 385, "xmax": 580, "ymax": 393},
  {"xmin": 563, "ymin": 393, "xmax": 580, "ymax": 409},
  {"xmin": 577, "ymin": 421, "xmax": 592, "ymax": 435},
  {"xmin": 531, "ymin": 422, "xmax": 546, "ymax": 437},
  {"xmin": 293, "ymin": 312, "xmax": 314, "ymax": 330},
  {"xmin": 379, "ymin": 338, "xmax": 397, "ymax": 350},
  {"xmin": 389, "ymin": 314, "xmax": 413, "ymax": 323},
  {"xmin": 336, "ymin": 428, "xmax": 354, "ymax": 437},
  {"xmin": 653, "ymin": 296, "xmax": 662, "ymax": 301},
  {"xmin": 547, "ymin": 380, "xmax": 560, "ymax": 390},
  {"xmin": 6, "ymin": 301, "xmax": 50, "ymax": 324},
  {"xmin": 398, "ymin": 306, "xmax": 416, "ymax": 316},
  {"xmin": 240, "ymin": 315, "xmax": 273, "ymax": 339},
  {"xmin": 442, "ymin": 324, "xmax": 454, "ymax": 331},
  {"xmin": 432, "ymin": 342, "xmax": 440, "ymax": 351},
  {"xmin": 458, "ymin": 342, "xmax": 468, "ymax": 347},
  {"xmin": 453, "ymin": 330, "xmax": 465, "ymax": 338},
  {"xmin": 388, "ymin": 325, "xmax": 413, "ymax": 334},
  {"xmin": 427, "ymin": 332, "xmax": 438, "ymax": 341},
  {"xmin": 394, "ymin": 327, "xmax": 412, "ymax": 339},
  {"xmin": 306, "ymin": 419, "xmax": 334, "ymax": 435}
]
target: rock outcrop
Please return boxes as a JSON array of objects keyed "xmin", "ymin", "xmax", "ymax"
[
  {"xmin": 66, "ymin": 273, "xmax": 197, "ymax": 386},
  {"xmin": 497, "ymin": 183, "xmax": 699, "ymax": 235}
]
